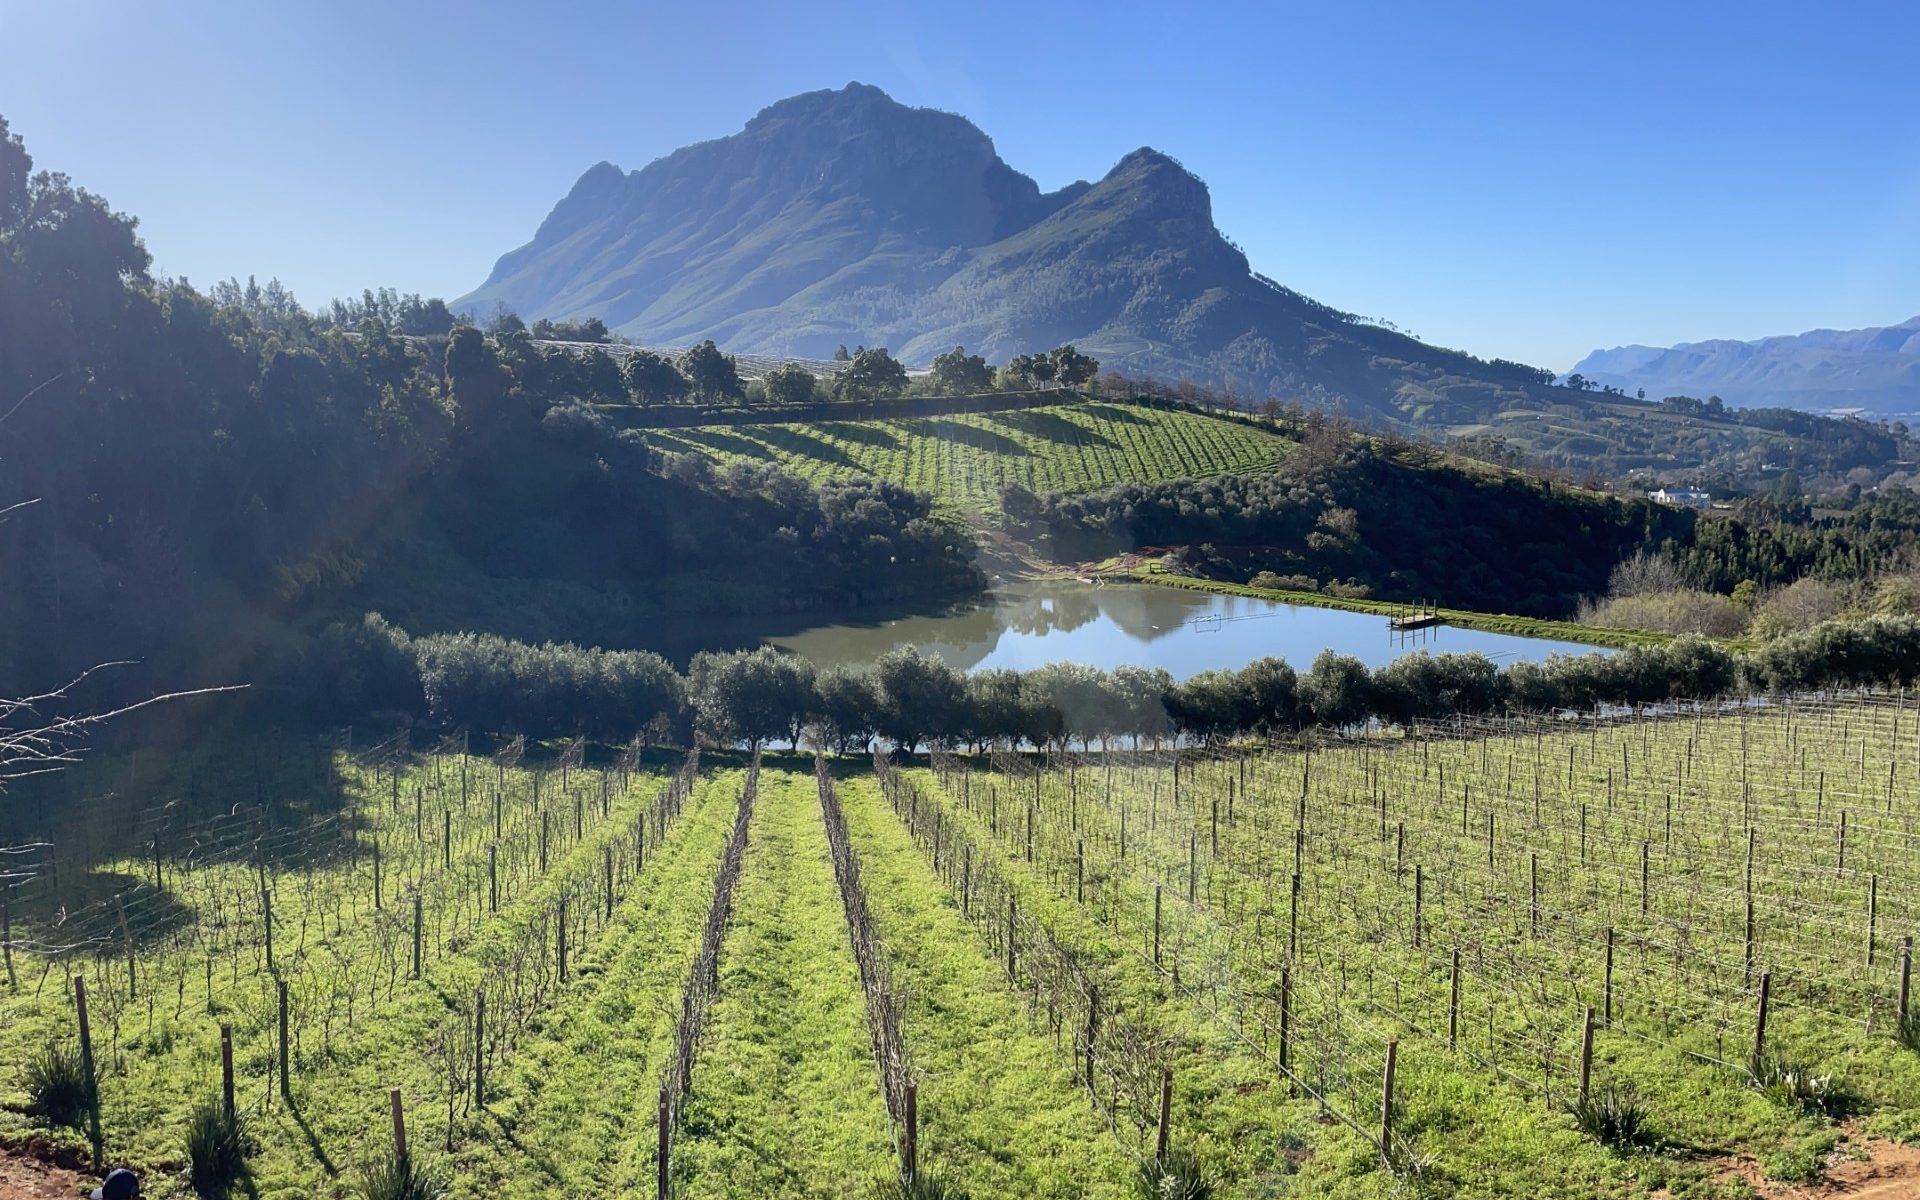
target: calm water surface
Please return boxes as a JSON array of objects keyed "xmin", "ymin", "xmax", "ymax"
[{"xmin": 760, "ymin": 581, "xmax": 1605, "ymax": 678}]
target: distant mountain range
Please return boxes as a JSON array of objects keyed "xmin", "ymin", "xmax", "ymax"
[
  {"xmin": 1572, "ymin": 317, "xmax": 1920, "ymax": 417},
  {"xmin": 457, "ymin": 82, "xmax": 1556, "ymax": 425}
]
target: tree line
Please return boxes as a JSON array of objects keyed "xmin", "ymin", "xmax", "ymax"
[
  {"xmin": 1013, "ymin": 436, "xmax": 1696, "ymax": 619},
  {"xmin": 0, "ymin": 113, "xmax": 982, "ymax": 692},
  {"xmin": 306, "ymin": 611, "xmax": 1920, "ymax": 751}
]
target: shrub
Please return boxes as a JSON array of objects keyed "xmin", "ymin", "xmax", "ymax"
[
  {"xmin": 1873, "ymin": 571, "xmax": 1920, "ymax": 615},
  {"xmin": 1564, "ymin": 1082, "xmax": 1651, "ymax": 1149},
  {"xmin": 1577, "ymin": 589, "xmax": 1750, "ymax": 637},
  {"xmin": 1750, "ymin": 577, "xmax": 1851, "ymax": 640},
  {"xmin": 537, "ymin": 397, "xmax": 613, "ymax": 441},
  {"xmin": 1135, "ymin": 1148, "xmax": 1214, "ymax": 1200},
  {"xmin": 869, "ymin": 1172, "xmax": 968, "ymax": 1200},
  {"xmin": 1248, "ymin": 570, "xmax": 1318, "ymax": 592},
  {"xmin": 185, "ymin": 1098, "xmax": 248, "ymax": 1196},
  {"xmin": 1754, "ymin": 1055, "xmax": 1853, "ymax": 1117},
  {"xmin": 23, "ymin": 1041, "xmax": 91, "ymax": 1128},
  {"xmin": 354, "ymin": 1152, "xmax": 450, "ymax": 1200}
]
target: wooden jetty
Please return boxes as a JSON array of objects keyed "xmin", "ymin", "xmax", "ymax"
[{"xmin": 1388, "ymin": 604, "xmax": 1442, "ymax": 631}]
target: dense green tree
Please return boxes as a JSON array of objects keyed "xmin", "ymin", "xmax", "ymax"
[
  {"xmin": 530, "ymin": 316, "xmax": 610, "ymax": 343},
  {"xmin": 811, "ymin": 666, "xmax": 879, "ymax": 753},
  {"xmin": 1110, "ymin": 665, "xmax": 1176, "ymax": 746},
  {"xmin": 1237, "ymin": 656, "xmax": 1300, "ymax": 734},
  {"xmin": 623, "ymin": 350, "xmax": 690, "ymax": 405},
  {"xmin": 958, "ymin": 668, "xmax": 1030, "ymax": 749},
  {"xmin": 689, "ymin": 647, "xmax": 815, "ymax": 748},
  {"xmin": 871, "ymin": 647, "xmax": 963, "ymax": 753},
  {"xmin": 834, "ymin": 346, "xmax": 910, "ymax": 400},
  {"xmin": 679, "ymin": 339, "xmax": 743, "ymax": 400},
  {"xmin": 1049, "ymin": 344, "xmax": 1100, "ymax": 388},
  {"xmin": 1302, "ymin": 650, "xmax": 1375, "ymax": 729},
  {"xmin": 930, "ymin": 346, "xmax": 994, "ymax": 394},
  {"xmin": 1027, "ymin": 662, "xmax": 1114, "ymax": 748},
  {"xmin": 445, "ymin": 326, "xmax": 508, "ymax": 425},
  {"xmin": 0, "ymin": 116, "xmax": 28, "ymax": 230},
  {"xmin": 1168, "ymin": 670, "xmax": 1245, "ymax": 744},
  {"xmin": 763, "ymin": 362, "xmax": 819, "ymax": 405}
]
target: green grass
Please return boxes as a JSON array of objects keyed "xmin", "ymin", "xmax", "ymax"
[
  {"xmin": 671, "ymin": 761, "xmax": 893, "ymax": 1197},
  {"xmin": 832, "ymin": 769, "xmax": 1136, "ymax": 1199},
  {"xmin": 637, "ymin": 402, "xmax": 1294, "ymax": 513}
]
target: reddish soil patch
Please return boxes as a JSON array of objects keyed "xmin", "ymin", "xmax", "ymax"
[
  {"xmin": 0, "ymin": 1148, "xmax": 95, "ymax": 1198},
  {"xmin": 1714, "ymin": 1128, "xmax": 1920, "ymax": 1199}
]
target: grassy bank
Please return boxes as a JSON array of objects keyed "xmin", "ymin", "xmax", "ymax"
[{"xmin": 1127, "ymin": 569, "xmax": 1690, "ymax": 650}]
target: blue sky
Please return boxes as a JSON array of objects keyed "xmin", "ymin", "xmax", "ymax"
[{"xmin": 4, "ymin": 0, "xmax": 1918, "ymax": 369}]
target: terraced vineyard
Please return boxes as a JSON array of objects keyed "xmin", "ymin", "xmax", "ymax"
[
  {"xmin": 638, "ymin": 401, "xmax": 1294, "ymax": 512},
  {"xmin": 9, "ymin": 697, "xmax": 1920, "ymax": 1197}
]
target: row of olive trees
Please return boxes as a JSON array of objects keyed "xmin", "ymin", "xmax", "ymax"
[{"xmin": 306, "ymin": 612, "xmax": 1920, "ymax": 752}]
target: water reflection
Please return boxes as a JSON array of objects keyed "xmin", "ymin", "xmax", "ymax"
[{"xmin": 764, "ymin": 580, "xmax": 1606, "ymax": 679}]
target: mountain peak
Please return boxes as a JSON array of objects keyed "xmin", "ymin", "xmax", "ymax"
[
  {"xmin": 1094, "ymin": 146, "xmax": 1214, "ymax": 224},
  {"xmin": 746, "ymin": 81, "xmax": 913, "ymax": 129}
]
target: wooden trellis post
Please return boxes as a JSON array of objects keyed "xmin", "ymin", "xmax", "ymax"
[
  {"xmin": 474, "ymin": 989, "xmax": 486, "ymax": 1109},
  {"xmin": 1279, "ymin": 966, "xmax": 1292, "ymax": 1082},
  {"xmin": 657, "ymin": 1086, "xmax": 671, "ymax": 1199},
  {"xmin": 1900, "ymin": 937, "xmax": 1913, "ymax": 1031},
  {"xmin": 390, "ymin": 1086, "xmax": 408, "ymax": 1164},
  {"xmin": 1751, "ymin": 971, "xmax": 1772, "ymax": 1077},
  {"xmin": 1155, "ymin": 1067, "xmax": 1172, "ymax": 1167},
  {"xmin": 3, "ymin": 885, "xmax": 14, "ymax": 991},
  {"xmin": 74, "ymin": 974, "xmax": 97, "ymax": 1106},
  {"xmin": 1448, "ymin": 949, "xmax": 1460, "ymax": 1051},
  {"xmin": 1577, "ymin": 1006, "xmax": 1595, "ymax": 1107},
  {"xmin": 903, "ymin": 1082, "xmax": 919, "ymax": 1184},
  {"xmin": 1379, "ymin": 1040, "xmax": 1399, "ymax": 1170},
  {"xmin": 221, "ymin": 1022, "xmax": 235, "ymax": 1119}
]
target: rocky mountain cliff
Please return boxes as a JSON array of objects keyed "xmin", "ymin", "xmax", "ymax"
[{"xmin": 459, "ymin": 83, "xmax": 1557, "ymax": 424}]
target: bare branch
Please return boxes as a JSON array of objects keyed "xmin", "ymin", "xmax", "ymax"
[
  {"xmin": 0, "ymin": 373, "xmax": 63, "ymax": 429},
  {"xmin": 0, "ymin": 665, "xmax": 248, "ymax": 789}
]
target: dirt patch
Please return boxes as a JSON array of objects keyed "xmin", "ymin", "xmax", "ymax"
[
  {"xmin": 0, "ymin": 1148, "xmax": 97, "ymax": 1198},
  {"xmin": 1713, "ymin": 1127, "xmax": 1920, "ymax": 1199}
]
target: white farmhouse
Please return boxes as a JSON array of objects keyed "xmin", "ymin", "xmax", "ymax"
[{"xmin": 1648, "ymin": 487, "xmax": 1711, "ymax": 508}]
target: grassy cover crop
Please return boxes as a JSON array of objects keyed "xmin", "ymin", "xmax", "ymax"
[
  {"xmin": 638, "ymin": 402, "xmax": 1293, "ymax": 513},
  {"xmin": 829, "ymin": 768, "xmax": 1136, "ymax": 1198},
  {"xmin": 670, "ymin": 761, "xmax": 892, "ymax": 1196},
  {"xmin": 9, "ymin": 698, "xmax": 1920, "ymax": 1196}
]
